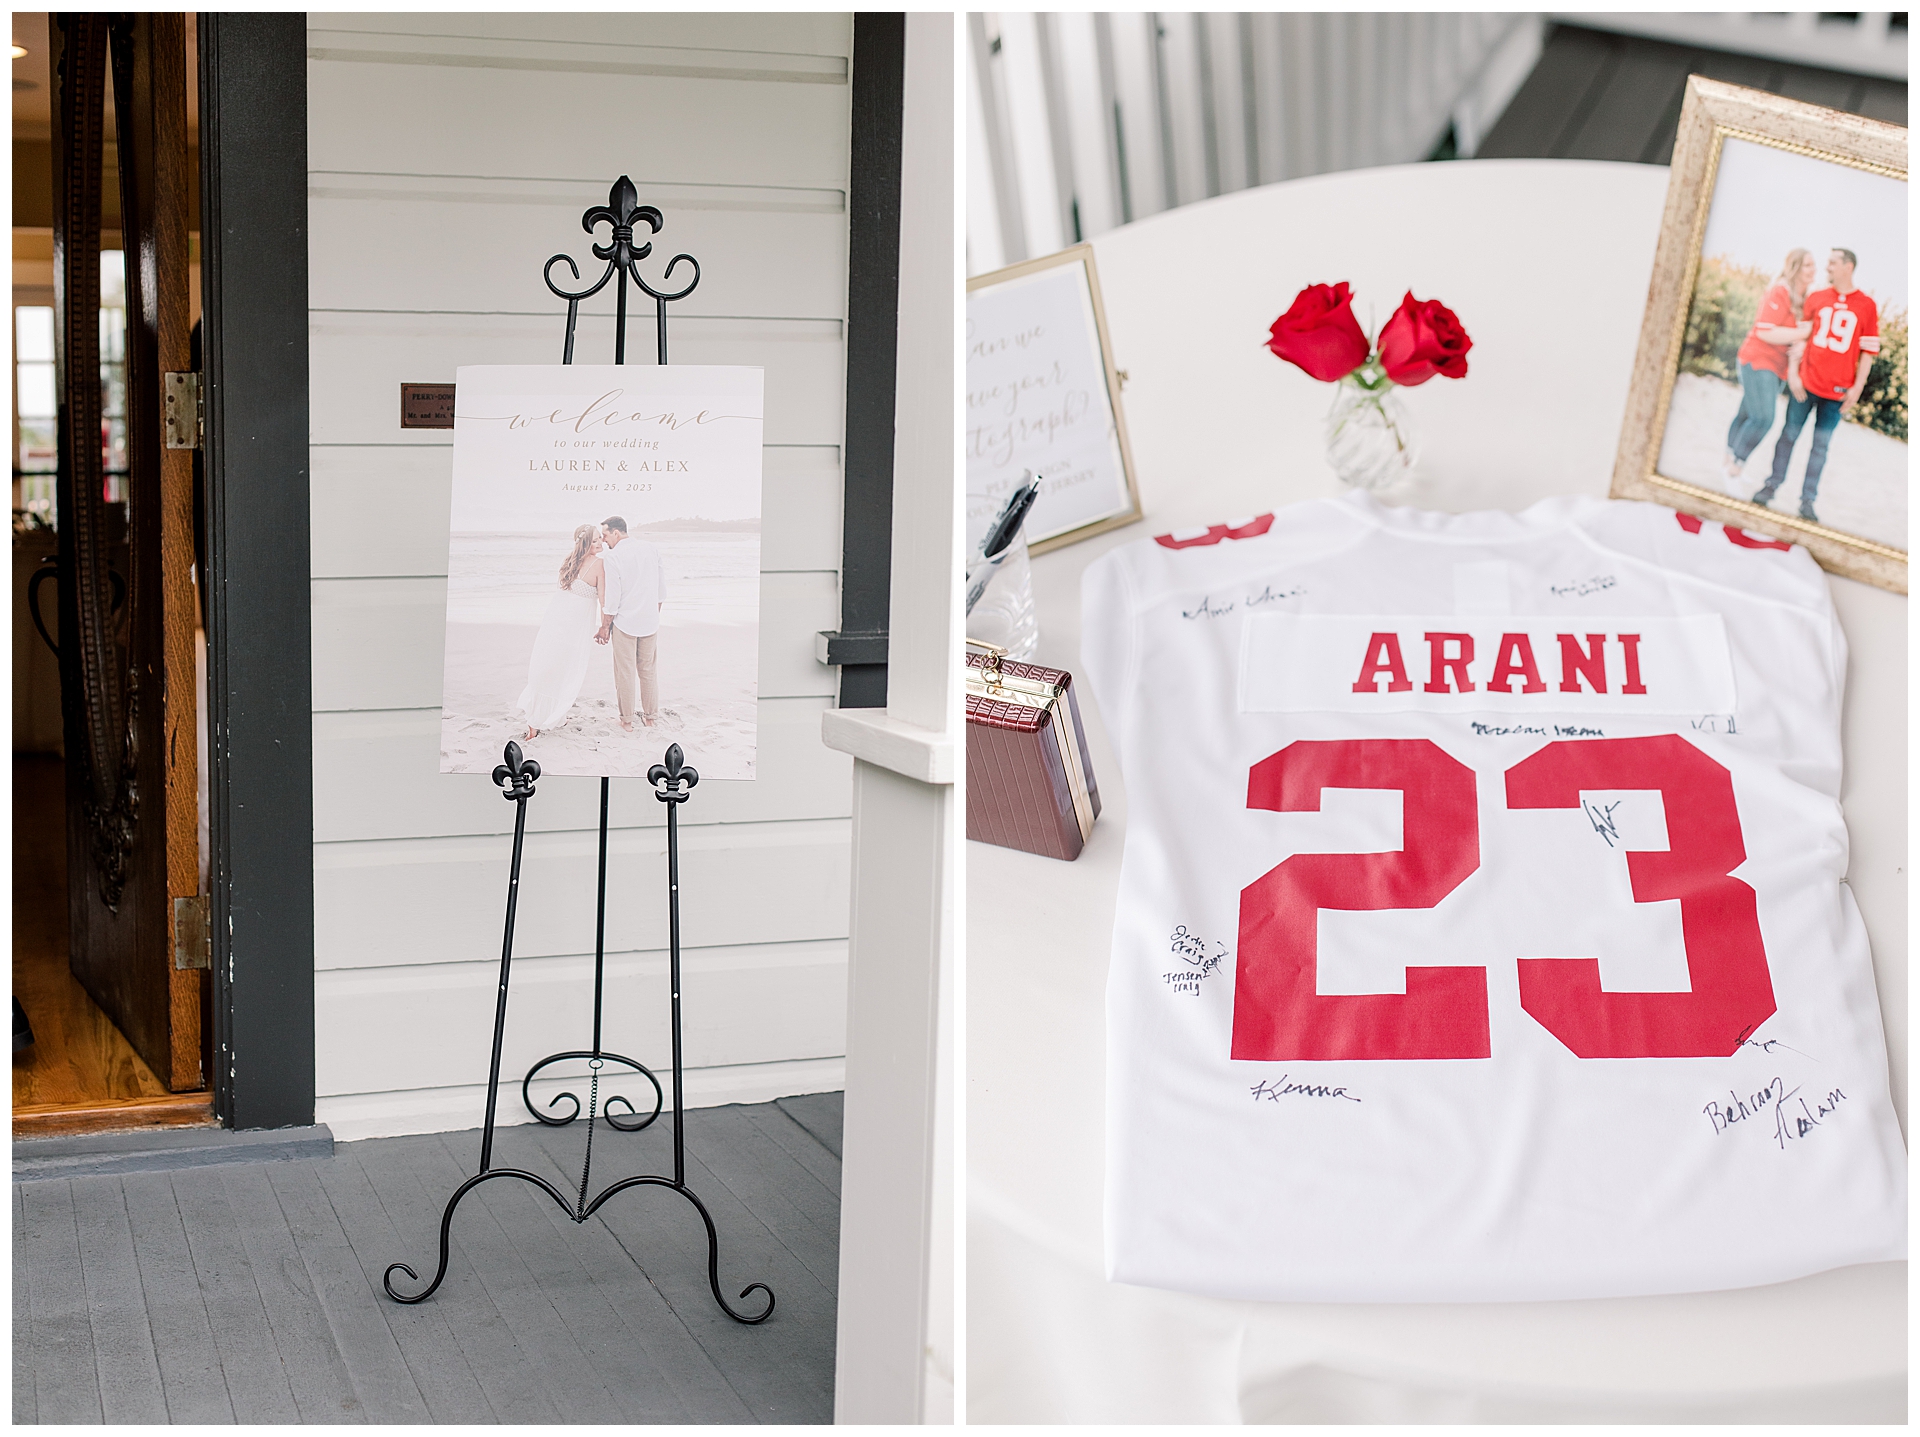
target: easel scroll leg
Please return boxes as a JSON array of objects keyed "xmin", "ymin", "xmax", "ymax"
[
  {"xmin": 385, "ymin": 1167, "xmax": 577, "ymax": 1303},
  {"xmin": 583, "ymin": 1174, "xmax": 777, "ymax": 1324},
  {"xmin": 383, "ymin": 740, "xmax": 544, "ymax": 1305}
]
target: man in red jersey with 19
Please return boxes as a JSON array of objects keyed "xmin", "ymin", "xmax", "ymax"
[{"xmin": 1752, "ymin": 247, "xmax": 1881, "ymax": 523}]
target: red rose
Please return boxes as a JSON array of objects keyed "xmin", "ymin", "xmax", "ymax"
[
  {"xmin": 1266, "ymin": 282, "xmax": 1371, "ymax": 383},
  {"xmin": 1376, "ymin": 292, "xmax": 1471, "ymax": 385}
]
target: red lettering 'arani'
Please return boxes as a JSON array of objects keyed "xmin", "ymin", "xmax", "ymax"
[
  {"xmin": 1350, "ymin": 632, "xmax": 1413, "ymax": 693},
  {"xmin": 1344, "ymin": 630, "xmax": 1656, "ymax": 701},
  {"xmin": 1423, "ymin": 632, "xmax": 1476, "ymax": 693},
  {"xmin": 1618, "ymin": 633, "xmax": 1647, "ymax": 694},
  {"xmin": 1557, "ymin": 632, "xmax": 1608, "ymax": 694},
  {"xmin": 1488, "ymin": 633, "xmax": 1546, "ymax": 694}
]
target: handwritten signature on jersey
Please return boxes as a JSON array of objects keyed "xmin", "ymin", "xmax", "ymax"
[
  {"xmin": 1705, "ymin": 1025, "xmax": 1838, "ymax": 1149},
  {"xmin": 1582, "ymin": 798, "xmax": 1625, "ymax": 846},
  {"xmin": 1704, "ymin": 1014, "xmax": 1820, "ymax": 1152},
  {"xmin": 1163, "ymin": 925, "xmax": 1226, "ymax": 995},
  {"xmin": 1770, "ymin": 1085, "xmax": 1848, "ymax": 1149},
  {"xmin": 1179, "ymin": 584, "xmax": 1305, "ymax": 620},
  {"xmin": 1250, "ymin": 1075, "xmax": 1362, "ymax": 1103},
  {"xmin": 1731, "ymin": 1023, "xmax": 1817, "ymax": 1064}
]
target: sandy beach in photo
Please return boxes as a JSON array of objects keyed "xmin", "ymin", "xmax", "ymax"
[
  {"xmin": 442, "ymin": 528, "xmax": 760, "ymax": 781},
  {"xmin": 441, "ymin": 617, "xmax": 758, "ymax": 781}
]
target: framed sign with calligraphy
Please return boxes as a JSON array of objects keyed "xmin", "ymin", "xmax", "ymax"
[{"xmin": 966, "ymin": 243, "xmax": 1142, "ymax": 556}]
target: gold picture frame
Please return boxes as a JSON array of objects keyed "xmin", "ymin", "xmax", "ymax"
[
  {"xmin": 966, "ymin": 243, "xmax": 1143, "ymax": 556},
  {"xmin": 1610, "ymin": 77, "xmax": 1908, "ymax": 594}
]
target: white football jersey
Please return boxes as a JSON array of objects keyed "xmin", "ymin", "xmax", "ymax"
[{"xmin": 1080, "ymin": 491, "xmax": 1905, "ymax": 1302}]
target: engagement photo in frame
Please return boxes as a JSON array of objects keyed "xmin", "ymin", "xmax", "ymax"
[
  {"xmin": 1611, "ymin": 77, "xmax": 1908, "ymax": 593},
  {"xmin": 966, "ymin": 243, "xmax": 1143, "ymax": 556}
]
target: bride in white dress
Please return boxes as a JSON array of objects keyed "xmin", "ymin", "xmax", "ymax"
[{"xmin": 518, "ymin": 524, "xmax": 607, "ymax": 740}]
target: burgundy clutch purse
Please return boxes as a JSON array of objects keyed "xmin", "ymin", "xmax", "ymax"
[{"xmin": 965, "ymin": 643, "xmax": 1101, "ymax": 861}]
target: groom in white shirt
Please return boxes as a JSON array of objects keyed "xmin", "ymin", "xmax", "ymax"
[{"xmin": 595, "ymin": 516, "xmax": 667, "ymax": 730}]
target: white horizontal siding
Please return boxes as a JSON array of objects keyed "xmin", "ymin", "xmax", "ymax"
[
  {"xmin": 308, "ymin": 13, "xmax": 853, "ymax": 1137},
  {"xmin": 309, "ymin": 177, "xmax": 847, "ymax": 318},
  {"xmin": 315, "ymin": 820, "xmax": 851, "ymax": 968},
  {"xmin": 315, "ymin": 1059, "xmax": 849, "ymax": 1145},
  {"xmin": 310, "ymin": 314, "xmax": 844, "ymax": 446},
  {"xmin": 314, "ymin": 12, "xmax": 855, "ymax": 56},
  {"xmin": 315, "ymin": 940, "xmax": 849, "ymax": 1095},
  {"xmin": 308, "ymin": 57, "xmax": 852, "ymax": 184},
  {"xmin": 313, "ymin": 699, "xmax": 850, "ymax": 842}
]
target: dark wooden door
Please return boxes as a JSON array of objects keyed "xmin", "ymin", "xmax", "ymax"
[{"xmin": 51, "ymin": 13, "xmax": 201, "ymax": 1092}]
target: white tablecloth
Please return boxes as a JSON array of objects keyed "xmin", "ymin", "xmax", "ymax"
[{"xmin": 966, "ymin": 160, "xmax": 1907, "ymax": 1423}]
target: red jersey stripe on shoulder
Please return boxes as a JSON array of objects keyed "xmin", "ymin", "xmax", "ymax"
[
  {"xmin": 1724, "ymin": 525, "xmax": 1792, "ymax": 551},
  {"xmin": 1673, "ymin": 509, "xmax": 1789, "ymax": 551},
  {"xmin": 1154, "ymin": 513, "xmax": 1276, "ymax": 549}
]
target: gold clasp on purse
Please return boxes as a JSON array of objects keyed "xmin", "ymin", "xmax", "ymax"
[{"xmin": 966, "ymin": 636, "xmax": 1008, "ymax": 693}]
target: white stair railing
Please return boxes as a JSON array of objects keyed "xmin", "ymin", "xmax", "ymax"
[{"xmin": 968, "ymin": 11, "xmax": 1547, "ymax": 274}]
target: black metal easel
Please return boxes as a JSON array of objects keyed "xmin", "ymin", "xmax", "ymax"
[{"xmin": 382, "ymin": 179, "xmax": 775, "ymax": 1325}]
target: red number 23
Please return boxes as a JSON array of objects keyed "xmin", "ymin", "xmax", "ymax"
[{"xmin": 1230, "ymin": 736, "xmax": 1775, "ymax": 1061}]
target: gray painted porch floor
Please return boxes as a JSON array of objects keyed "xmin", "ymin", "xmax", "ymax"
[{"xmin": 14, "ymin": 1093, "xmax": 842, "ymax": 1424}]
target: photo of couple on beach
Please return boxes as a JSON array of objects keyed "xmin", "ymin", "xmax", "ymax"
[
  {"xmin": 1656, "ymin": 136, "xmax": 1907, "ymax": 552},
  {"xmin": 439, "ymin": 365, "xmax": 764, "ymax": 782}
]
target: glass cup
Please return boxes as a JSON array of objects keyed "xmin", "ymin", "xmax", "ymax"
[{"xmin": 964, "ymin": 532, "xmax": 1039, "ymax": 660}]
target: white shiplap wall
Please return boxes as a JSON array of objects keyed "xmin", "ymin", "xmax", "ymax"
[{"xmin": 306, "ymin": 13, "xmax": 855, "ymax": 1141}]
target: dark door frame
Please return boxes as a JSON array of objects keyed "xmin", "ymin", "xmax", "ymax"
[
  {"xmin": 823, "ymin": 13, "xmax": 905, "ymax": 708},
  {"xmin": 198, "ymin": 13, "xmax": 315, "ymax": 1130}
]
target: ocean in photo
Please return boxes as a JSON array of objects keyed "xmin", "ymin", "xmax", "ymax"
[{"xmin": 447, "ymin": 530, "xmax": 760, "ymax": 628}]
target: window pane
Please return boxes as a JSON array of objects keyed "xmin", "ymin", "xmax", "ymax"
[
  {"xmin": 100, "ymin": 249, "xmax": 125, "ymax": 309},
  {"xmin": 99, "ymin": 307, "xmax": 126, "ymax": 362},
  {"xmin": 100, "ymin": 363, "xmax": 125, "ymax": 417},
  {"xmin": 17, "ymin": 474, "xmax": 56, "ymax": 524},
  {"xmin": 16, "ymin": 362, "xmax": 56, "ymax": 419},
  {"xmin": 15, "ymin": 306, "xmax": 55, "ymax": 363},
  {"xmin": 18, "ymin": 418, "xmax": 58, "ymax": 474}
]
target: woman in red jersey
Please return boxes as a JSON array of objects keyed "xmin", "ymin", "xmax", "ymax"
[{"xmin": 1724, "ymin": 247, "xmax": 1814, "ymax": 481}]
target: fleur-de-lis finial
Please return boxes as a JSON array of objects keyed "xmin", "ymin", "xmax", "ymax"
[
  {"xmin": 648, "ymin": 743, "xmax": 700, "ymax": 804},
  {"xmin": 492, "ymin": 740, "xmax": 542, "ymax": 801},
  {"xmin": 583, "ymin": 175, "xmax": 664, "ymax": 268},
  {"xmin": 542, "ymin": 177, "xmax": 702, "ymax": 363}
]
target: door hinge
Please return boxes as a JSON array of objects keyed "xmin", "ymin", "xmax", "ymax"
[
  {"xmin": 164, "ymin": 371, "xmax": 203, "ymax": 450},
  {"xmin": 173, "ymin": 894, "xmax": 211, "ymax": 970}
]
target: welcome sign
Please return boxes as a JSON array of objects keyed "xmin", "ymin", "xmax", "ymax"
[{"xmin": 439, "ymin": 364, "xmax": 764, "ymax": 780}]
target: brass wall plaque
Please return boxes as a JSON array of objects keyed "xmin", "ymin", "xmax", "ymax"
[{"xmin": 400, "ymin": 382, "xmax": 456, "ymax": 429}]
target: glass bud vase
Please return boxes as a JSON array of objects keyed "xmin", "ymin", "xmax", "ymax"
[{"xmin": 1324, "ymin": 375, "xmax": 1417, "ymax": 492}]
